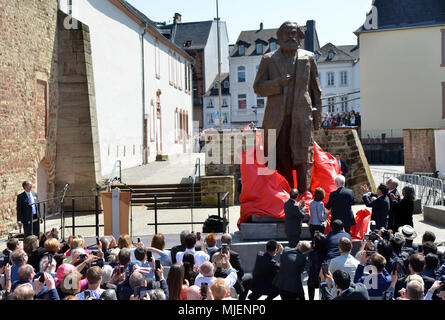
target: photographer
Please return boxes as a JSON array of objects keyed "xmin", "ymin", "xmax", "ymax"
[
  {"xmin": 424, "ymin": 280, "xmax": 445, "ymax": 300},
  {"xmin": 75, "ymin": 266, "xmax": 104, "ymax": 300}
]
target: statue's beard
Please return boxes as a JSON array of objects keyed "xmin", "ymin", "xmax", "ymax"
[{"xmin": 279, "ymin": 40, "xmax": 300, "ymax": 52}]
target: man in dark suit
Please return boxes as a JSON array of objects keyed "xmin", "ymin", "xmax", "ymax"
[
  {"xmin": 386, "ymin": 177, "xmax": 401, "ymax": 231},
  {"xmin": 17, "ymin": 181, "xmax": 41, "ymax": 237},
  {"xmin": 240, "ymin": 240, "xmax": 282, "ymax": 300},
  {"xmin": 320, "ymin": 269, "xmax": 369, "ymax": 300},
  {"xmin": 273, "ymin": 241, "xmax": 311, "ymax": 300},
  {"xmin": 361, "ymin": 183, "xmax": 390, "ymax": 230},
  {"xmin": 325, "ymin": 175, "xmax": 355, "ymax": 233},
  {"xmin": 219, "ymin": 233, "xmax": 245, "ymax": 296},
  {"xmin": 170, "ymin": 230, "xmax": 189, "ymax": 264},
  {"xmin": 284, "ymin": 189, "xmax": 307, "ymax": 248},
  {"xmin": 326, "ymin": 219, "xmax": 352, "ymax": 261},
  {"xmin": 335, "ymin": 153, "xmax": 348, "ymax": 176}
]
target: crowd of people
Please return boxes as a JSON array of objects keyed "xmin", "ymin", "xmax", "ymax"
[
  {"xmin": 321, "ymin": 111, "xmax": 361, "ymax": 128},
  {"xmin": 0, "ymin": 174, "xmax": 443, "ymax": 301}
]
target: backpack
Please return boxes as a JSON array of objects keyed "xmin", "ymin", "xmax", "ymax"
[{"xmin": 202, "ymin": 215, "xmax": 228, "ymax": 233}]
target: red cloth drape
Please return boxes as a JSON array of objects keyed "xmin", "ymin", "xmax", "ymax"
[{"xmin": 237, "ymin": 130, "xmax": 341, "ymax": 229}]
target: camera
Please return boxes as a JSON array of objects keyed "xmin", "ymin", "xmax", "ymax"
[
  {"xmin": 78, "ymin": 254, "xmax": 88, "ymax": 261},
  {"xmin": 366, "ymin": 250, "xmax": 376, "ymax": 257},
  {"xmin": 200, "ymin": 282, "xmax": 208, "ymax": 300},
  {"xmin": 84, "ymin": 291, "xmax": 90, "ymax": 299},
  {"xmin": 146, "ymin": 251, "xmax": 152, "ymax": 260},
  {"xmin": 0, "ymin": 256, "xmax": 8, "ymax": 268},
  {"xmin": 155, "ymin": 259, "xmax": 161, "ymax": 270},
  {"xmin": 196, "ymin": 232, "xmax": 201, "ymax": 241},
  {"xmin": 380, "ymin": 228, "xmax": 390, "ymax": 241},
  {"xmin": 221, "ymin": 243, "xmax": 228, "ymax": 254},
  {"xmin": 39, "ymin": 273, "xmax": 45, "ymax": 283},
  {"xmin": 91, "ymin": 259, "xmax": 104, "ymax": 268},
  {"xmin": 321, "ymin": 262, "xmax": 329, "ymax": 276},
  {"xmin": 134, "ymin": 286, "xmax": 147, "ymax": 299}
]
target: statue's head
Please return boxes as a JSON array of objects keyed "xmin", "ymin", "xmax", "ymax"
[{"xmin": 277, "ymin": 21, "xmax": 305, "ymax": 52}]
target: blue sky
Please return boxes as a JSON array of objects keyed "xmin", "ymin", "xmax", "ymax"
[{"xmin": 127, "ymin": 0, "xmax": 373, "ymax": 46}]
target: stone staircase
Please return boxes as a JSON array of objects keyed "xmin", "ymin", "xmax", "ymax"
[{"xmin": 118, "ymin": 183, "xmax": 201, "ymax": 210}]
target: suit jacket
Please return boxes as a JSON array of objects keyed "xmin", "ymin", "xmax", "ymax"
[
  {"xmin": 320, "ymin": 282, "xmax": 369, "ymax": 300},
  {"xmin": 170, "ymin": 244, "xmax": 186, "ymax": 264},
  {"xmin": 216, "ymin": 248, "xmax": 244, "ymax": 280},
  {"xmin": 394, "ymin": 274, "xmax": 435, "ymax": 298},
  {"xmin": 393, "ymin": 198, "xmax": 414, "ymax": 230},
  {"xmin": 284, "ymin": 199, "xmax": 306, "ymax": 238},
  {"xmin": 326, "ymin": 231, "xmax": 352, "ymax": 261},
  {"xmin": 253, "ymin": 48, "xmax": 322, "ymax": 161},
  {"xmin": 325, "ymin": 187, "xmax": 355, "ymax": 229},
  {"xmin": 272, "ymin": 247, "xmax": 307, "ymax": 295},
  {"xmin": 251, "ymin": 251, "xmax": 280, "ymax": 295},
  {"xmin": 363, "ymin": 194, "xmax": 390, "ymax": 229},
  {"xmin": 16, "ymin": 191, "xmax": 40, "ymax": 224},
  {"xmin": 339, "ymin": 160, "xmax": 348, "ymax": 175},
  {"xmin": 387, "ymin": 189, "xmax": 401, "ymax": 228}
]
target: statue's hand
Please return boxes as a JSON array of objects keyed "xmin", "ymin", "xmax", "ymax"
[{"xmin": 278, "ymin": 74, "xmax": 292, "ymax": 87}]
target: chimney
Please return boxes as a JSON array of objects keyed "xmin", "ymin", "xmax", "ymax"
[
  {"xmin": 259, "ymin": 22, "xmax": 263, "ymax": 30},
  {"xmin": 305, "ymin": 20, "xmax": 317, "ymax": 52},
  {"xmin": 173, "ymin": 13, "xmax": 182, "ymax": 25}
]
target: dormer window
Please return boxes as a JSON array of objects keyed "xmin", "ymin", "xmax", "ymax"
[
  {"xmin": 224, "ymin": 81, "xmax": 229, "ymax": 88},
  {"xmin": 214, "ymin": 81, "xmax": 218, "ymax": 89},
  {"xmin": 238, "ymin": 45, "xmax": 245, "ymax": 56},
  {"xmin": 328, "ymin": 51, "xmax": 335, "ymax": 61},
  {"xmin": 270, "ymin": 41, "xmax": 276, "ymax": 51},
  {"xmin": 256, "ymin": 43, "xmax": 263, "ymax": 55}
]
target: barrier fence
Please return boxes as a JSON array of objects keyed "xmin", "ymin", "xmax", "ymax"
[{"xmin": 382, "ymin": 172, "xmax": 444, "ymax": 207}]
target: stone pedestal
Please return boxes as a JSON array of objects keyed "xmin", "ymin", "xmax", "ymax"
[{"xmin": 424, "ymin": 205, "xmax": 445, "ymax": 226}]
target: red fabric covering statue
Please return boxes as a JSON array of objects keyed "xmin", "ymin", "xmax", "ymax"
[{"xmin": 238, "ymin": 130, "xmax": 340, "ymax": 228}]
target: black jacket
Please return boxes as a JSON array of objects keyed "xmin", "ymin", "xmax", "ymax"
[
  {"xmin": 387, "ymin": 189, "xmax": 401, "ymax": 229},
  {"xmin": 251, "ymin": 251, "xmax": 280, "ymax": 295},
  {"xmin": 393, "ymin": 198, "xmax": 414, "ymax": 230},
  {"xmin": 321, "ymin": 282, "xmax": 370, "ymax": 300},
  {"xmin": 363, "ymin": 194, "xmax": 390, "ymax": 229},
  {"xmin": 170, "ymin": 244, "xmax": 186, "ymax": 264},
  {"xmin": 16, "ymin": 191, "xmax": 40, "ymax": 224},
  {"xmin": 325, "ymin": 187, "xmax": 355, "ymax": 229},
  {"xmin": 394, "ymin": 274, "xmax": 435, "ymax": 298},
  {"xmin": 272, "ymin": 247, "xmax": 307, "ymax": 295},
  {"xmin": 339, "ymin": 160, "xmax": 348, "ymax": 175},
  {"xmin": 284, "ymin": 199, "xmax": 306, "ymax": 238}
]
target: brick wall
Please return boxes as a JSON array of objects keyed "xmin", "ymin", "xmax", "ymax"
[
  {"xmin": 403, "ymin": 129, "xmax": 436, "ymax": 173},
  {"xmin": 0, "ymin": 1, "xmax": 59, "ymax": 235}
]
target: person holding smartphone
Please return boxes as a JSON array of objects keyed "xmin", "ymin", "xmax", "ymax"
[{"xmin": 75, "ymin": 266, "xmax": 105, "ymax": 300}]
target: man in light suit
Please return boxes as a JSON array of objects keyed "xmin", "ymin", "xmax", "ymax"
[
  {"xmin": 284, "ymin": 189, "xmax": 307, "ymax": 248},
  {"xmin": 325, "ymin": 175, "xmax": 355, "ymax": 233},
  {"xmin": 319, "ymin": 269, "xmax": 369, "ymax": 300},
  {"xmin": 17, "ymin": 181, "xmax": 42, "ymax": 237}
]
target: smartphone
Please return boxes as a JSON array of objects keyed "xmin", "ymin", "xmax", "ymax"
[
  {"xmin": 134, "ymin": 286, "xmax": 147, "ymax": 299},
  {"xmin": 79, "ymin": 254, "xmax": 88, "ymax": 260},
  {"xmin": 137, "ymin": 237, "xmax": 141, "ymax": 243},
  {"xmin": 321, "ymin": 262, "xmax": 329, "ymax": 276},
  {"xmin": 39, "ymin": 273, "xmax": 45, "ymax": 283},
  {"xmin": 146, "ymin": 251, "xmax": 152, "ymax": 260},
  {"xmin": 155, "ymin": 259, "xmax": 161, "ymax": 270},
  {"xmin": 418, "ymin": 244, "xmax": 423, "ymax": 253},
  {"xmin": 113, "ymin": 266, "xmax": 120, "ymax": 275},
  {"xmin": 84, "ymin": 291, "xmax": 90, "ymax": 299},
  {"xmin": 96, "ymin": 237, "xmax": 100, "ymax": 246},
  {"xmin": 221, "ymin": 243, "xmax": 228, "ymax": 254},
  {"xmin": 196, "ymin": 232, "xmax": 201, "ymax": 241},
  {"xmin": 200, "ymin": 282, "xmax": 208, "ymax": 300},
  {"xmin": 47, "ymin": 254, "xmax": 53, "ymax": 267},
  {"xmin": 119, "ymin": 265, "xmax": 125, "ymax": 274}
]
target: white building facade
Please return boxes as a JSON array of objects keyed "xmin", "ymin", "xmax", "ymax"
[
  {"xmin": 203, "ymin": 73, "xmax": 231, "ymax": 129},
  {"xmin": 316, "ymin": 43, "xmax": 360, "ymax": 116},
  {"xmin": 58, "ymin": 0, "xmax": 193, "ymax": 177}
]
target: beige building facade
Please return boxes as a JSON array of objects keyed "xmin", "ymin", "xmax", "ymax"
[{"xmin": 359, "ymin": 25, "xmax": 445, "ymax": 140}]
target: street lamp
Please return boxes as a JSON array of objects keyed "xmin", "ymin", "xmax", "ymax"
[{"xmin": 251, "ymin": 105, "xmax": 258, "ymax": 127}]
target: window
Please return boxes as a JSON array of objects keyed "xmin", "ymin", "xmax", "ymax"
[
  {"xmin": 222, "ymin": 98, "xmax": 228, "ymax": 107},
  {"xmin": 256, "ymin": 65, "xmax": 259, "ymax": 75},
  {"xmin": 184, "ymin": 63, "xmax": 188, "ymax": 90},
  {"xmin": 237, "ymin": 66, "xmax": 246, "ymax": 83},
  {"xmin": 155, "ymin": 40, "xmax": 160, "ymax": 78},
  {"xmin": 257, "ymin": 97, "xmax": 265, "ymax": 108},
  {"xmin": 214, "ymin": 81, "xmax": 219, "ymax": 89},
  {"xmin": 238, "ymin": 45, "xmax": 245, "ymax": 56},
  {"xmin": 222, "ymin": 113, "xmax": 228, "ymax": 124},
  {"xmin": 270, "ymin": 41, "xmax": 276, "ymax": 51},
  {"xmin": 341, "ymin": 96, "xmax": 348, "ymax": 112},
  {"xmin": 223, "ymin": 81, "xmax": 229, "ymax": 88},
  {"xmin": 207, "ymin": 113, "xmax": 214, "ymax": 125},
  {"xmin": 341, "ymin": 71, "xmax": 348, "ymax": 86},
  {"xmin": 327, "ymin": 72, "xmax": 335, "ymax": 86},
  {"xmin": 328, "ymin": 97, "xmax": 335, "ymax": 113},
  {"xmin": 442, "ymin": 29, "xmax": 445, "ymax": 67},
  {"xmin": 256, "ymin": 43, "xmax": 263, "ymax": 55},
  {"xmin": 238, "ymin": 94, "xmax": 247, "ymax": 109},
  {"xmin": 328, "ymin": 51, "xmax": 335, "ymax": 60},
  {"xmin": 442, "ymin": 82, "xmax": 445, "ymax": 119},
  {"xmin": 207, "ymin": 99, "xmax": 214, "ymax": 108}
]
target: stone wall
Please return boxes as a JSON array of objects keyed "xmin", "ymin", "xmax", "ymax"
[
  {"xmin": 55, "ymin": 11, "xmax": 102, "ymax": 210},
  {"xmin": 0, "ymin": 1, "xmax": 59, "ymax": 236},
  {"xmin": 403, "ymin": 129, "xmax": 436, "ymax": 174},
  {"xmin": 204, "ymin": 128, "xmax": 375, "ymax": 203},
  {"xmin": 200, "ymin": 176, "xmax": 235, "ymax": 206}
]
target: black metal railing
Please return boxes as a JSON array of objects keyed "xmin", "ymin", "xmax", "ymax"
[{"xmin": 147, "ymin": 191, "xmax": 230, "ymax": 234}]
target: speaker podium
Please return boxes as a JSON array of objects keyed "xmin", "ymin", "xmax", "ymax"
[{"xmin": 101, "ymin": 188, "xmax": 131, "ymax": 239}]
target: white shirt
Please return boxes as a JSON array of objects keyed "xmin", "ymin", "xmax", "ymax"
[
  {"xmin": 26, "ymin": 191, "xmax": 37, "ymax": 214},
  {"xmin": 176, "ymin": 248, "xmax": 209, "ymax": 268},
  {"xmin": 194, "ymin": 268, "xmax": 238, "ymax": 288}
]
